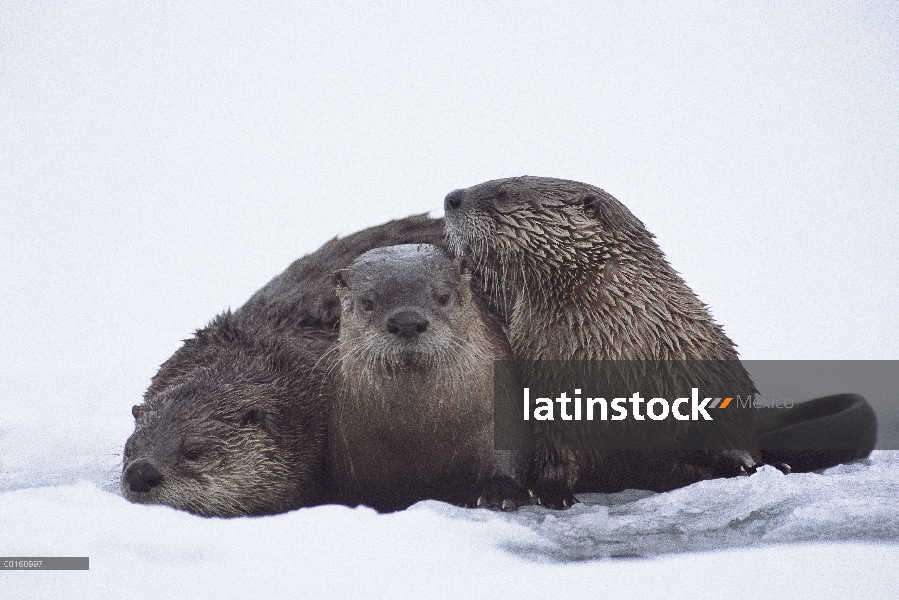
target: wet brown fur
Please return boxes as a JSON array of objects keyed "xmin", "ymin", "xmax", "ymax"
[
  {"xmin": 328, "ymin": 244, "xmax": 523, "ymax": 512},
  {"xmin": 122, "ymin": 215, "xmax": 447, "ymax": 516},
  {"xmin": 444, "ymin": 177, "xmax": 761, "ymax": 503}
]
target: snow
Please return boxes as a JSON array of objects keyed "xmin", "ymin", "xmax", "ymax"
[
  {"xmin": 3, "ymin": 408, "xmax": 899, "ymax": 598},
  {"xmin": 2, "ymin": 1, "xmax": 898, "ymax": 598},
  {"xmin": 2, "ymin": 461, "xmax": 899, "ymax": 598}
]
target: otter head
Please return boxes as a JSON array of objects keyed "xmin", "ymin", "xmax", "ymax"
[
  {"xmin": 333, "ymin": 244, "xmax": 484, "ymax": 382},
  {"xmin": 122, "ymin": 326, "xmax": 326, "ymax": 517},
  {"xmin": 443, "ymin": 176, "xmax": 655, "ymax": 293}
]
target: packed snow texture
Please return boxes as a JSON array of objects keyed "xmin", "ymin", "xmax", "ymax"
[
  {"xmin": 2, "ymin": 443, "xmax": 899, "ymax": 598},
  {"xmin": 3, "ymin": 1, "xmax": 899, "ymax": 597}
]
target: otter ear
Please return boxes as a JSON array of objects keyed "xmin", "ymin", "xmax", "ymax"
[
  {"xmin": 240, "ymin": 407, "xmax": 266, "ymax": 427},
  {"xmin": 132, "ymin": 404, "xmax": 144, "ymax": 420},
  {"xmin": 332, "ymin": 269, "xmax": 348, "ymax": 289},
  {"xmin": 458, "ymin": 255, "xmax": 472, "ymax": 276}
]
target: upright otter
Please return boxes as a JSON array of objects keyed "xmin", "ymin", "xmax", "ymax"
[
  {"xmin": 328, "ymin": 244, "xmax": 527, "ymax": 512},
  {"xmin": 444, "ymin": 177, "xmax": 762, "ymax": 507},
  {"xmin": 122, "ymin": 215, "xmax": 447, "ymax": 516}
]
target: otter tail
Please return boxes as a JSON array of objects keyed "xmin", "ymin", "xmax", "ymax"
[{"xmin": 756, "ymin": 393, "xmax": 877, "ymax": 473}]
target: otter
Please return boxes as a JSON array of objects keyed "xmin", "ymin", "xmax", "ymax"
[
  {"xmin": 122, "ymin": 215, "xmax": 448, "ymax": 516},
  {"xmin": 240, "ymin": 213, "xmax": 448, "ymax": 330},
  {"xmin": 444, "ymin": 177, "xmax": 765, "ymax": 507},
  {"xmin": 122, "ymin": 319, "xmax": 335, "ymax": 516},
  {"xmin": 328, "ymin": 244, "xmax": 528, "ymax": 512}
]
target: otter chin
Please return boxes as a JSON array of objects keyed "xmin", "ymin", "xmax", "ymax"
[{"xmin": 328, "ymin": 243, "xmax": 528, "ymax": 512}]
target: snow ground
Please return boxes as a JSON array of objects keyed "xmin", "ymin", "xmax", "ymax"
[
  {"xmin": 2, "ymin": 407, "xmax": 898, "ymax": 599},
  {"xmin": 5, "ymin": 473, "xmax": 898, "ymax": 599},
  {"xmin": 4, "ymin": 482, "xmax": 899, "ymax": 599},
  {"xmin": 3, "ymin": 2, "xmax": 898, "ymax": 597}
]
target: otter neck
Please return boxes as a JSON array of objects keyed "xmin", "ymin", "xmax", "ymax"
[{"xmin": 509, "ymin": 255, "xmax": 739, "ymax": 361}]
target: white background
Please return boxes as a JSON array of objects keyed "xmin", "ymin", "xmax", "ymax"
[{"xmin": 2, "ymin": 2, "xmax": 898, "ymax": 597}]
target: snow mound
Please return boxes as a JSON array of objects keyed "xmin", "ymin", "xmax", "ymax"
[{"xmin": 440, "ymin": 453, "xmax": 899, "ymax": 560}]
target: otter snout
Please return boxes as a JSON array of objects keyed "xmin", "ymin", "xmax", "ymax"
[
  {"xmin": 444, "ymin": 189, "xmax": 465, "ymax": 212},
  {"xmin": 386, "ymin": 309, "xmax": 429, "ymax": 339},
  {"xmin": 124, "ymin": 459, "xmax": 163, "ymax": 494}
]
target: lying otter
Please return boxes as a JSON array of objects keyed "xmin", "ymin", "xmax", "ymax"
[
  {"xmin": 444, "ymin": 177, "xmax": 768, "ymax": 507},
  {"xmin": 122, "ymin": 320, "xmax": 335, "ymax": 516},
  {"xmin": 328, "ymin": 244, "xmax": 528, "ymax": 512},
  {"xmin": 122, "ymin": 215, "xmax": 446, "ymax": 516}
]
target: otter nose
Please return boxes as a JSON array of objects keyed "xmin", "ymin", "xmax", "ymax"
[
  {"xmin": 124, "ymin": 459, "xmax": 163, "ymax": 494},
  {"xmin": 386, "ymin": 310, "xmax": 429, "ymax": 339},
  {"xmin": 444, "ymin": 189, "xmax": 464, "ymax": 211}
]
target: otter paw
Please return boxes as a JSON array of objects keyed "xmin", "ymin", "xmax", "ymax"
[
  {"xmin": 710, "ymin": 453, "xmax": 793, "ymax": 478},
  {"xmin": 740, "ymin": 459, "xmax": 792, "ymax": 475},
  {"xmin": 468, "ymin": 477, "xmax": 530, "ymax": 512},
  {"xmin": 713, "ymin": 450, "xmax": 761, "ymax": 478},
  {"xmin": 526, "ymin": 483, "xmax": 578, "ymax": 510}
]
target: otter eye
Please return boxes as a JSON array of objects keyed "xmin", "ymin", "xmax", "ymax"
[
  {"xmin": 581, "ymin": 194, "xmax": 599, "ymax": 219},
  {"xmin": 362, "ymin": 299, "xmax": 375, "ymax": 312},
  {"xmin": 183, "ymin": 448, "xmax": 203, "ymax": 461},
  {"xmin": 496, "ymin": 190, "xmax": 509, "ymax": 203},
  {"xmin": 240, "ymin": 407, "xmax": 265, "ymax": 427},
  {"xmin": 437, "ymin": 294, "xmax": 450, "ymax": 306}
]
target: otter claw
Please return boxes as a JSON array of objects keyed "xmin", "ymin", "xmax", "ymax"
[
  {"xmin": 739, "ymin": 463, "xmax": 763, "ymax": 475},
  {"xmin": 776, "ymin": 463, "xmax": 792, "ymax": 474},
  {"xmin": 470, "ymin": 476, "xmax": 529, "ymax": 510}
]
